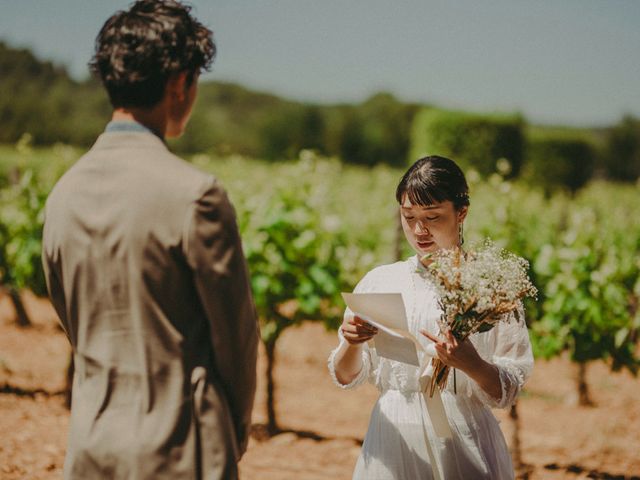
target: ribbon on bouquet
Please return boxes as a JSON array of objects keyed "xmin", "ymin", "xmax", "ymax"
[
  {"xmin": 382, "ymin": 327, "xmax": 453, "ymax": 439},
  {"xmin": 392, "ymin": 332, "xmax": 452, "ymax": 480},
  {"xmin": 418, "ymin": 343, "xmax": 453, "ymax": 439},
  {"xmin": 419, "ymin": 343, "xmax": 452, "ymax": 480},
  {"xmin": 372, "ymin": 326, "xmax": 453, "ymax": 439}
]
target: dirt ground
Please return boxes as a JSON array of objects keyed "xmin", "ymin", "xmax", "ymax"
[{"xmin": 1, "ymin": 291, "xmax": 639, "ymax": 480}]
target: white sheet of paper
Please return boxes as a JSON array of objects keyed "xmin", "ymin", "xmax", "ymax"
[{"xmin": 342, "ymin": 292, "xmax": 422, "ymax": 366}]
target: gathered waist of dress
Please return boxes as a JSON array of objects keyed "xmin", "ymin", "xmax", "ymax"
[
  {"xmin": 379, "ymin": 385, "xmax": 422, "ymax": 394},
  {"xmin": 379, "ymin": 386, "xmax": 486, "ymax": 410}
]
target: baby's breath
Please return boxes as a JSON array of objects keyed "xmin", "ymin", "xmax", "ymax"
[
  {"xmin": 421, "ymin": 239, "xmax": 537, "ymax": 395},
  {"xmin": 422, "ymin": 239, "xmax": 537, "ymax": 338}
]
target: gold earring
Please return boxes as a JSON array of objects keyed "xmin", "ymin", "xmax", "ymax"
[{"xmin": 458, "ymin": 223, "xmax": 464, "ymax": 246}]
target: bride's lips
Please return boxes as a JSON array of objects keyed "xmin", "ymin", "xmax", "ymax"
[{"xmin": 417, "ymin": 239, "xmax": 434, "ymax": 248}]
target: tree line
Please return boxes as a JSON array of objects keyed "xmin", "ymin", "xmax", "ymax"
[
  {"xmin": 0, "ymin": 41, "xmax": 417, "ymax": 167},
  {"xmin": 1, "ymin": 40, "xmax": 640, "ymax": 189}
]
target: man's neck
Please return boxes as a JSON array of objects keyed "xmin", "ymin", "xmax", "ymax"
[{"xmin": 111, "ymin": 107, "xmax": 167, "ymax": 138}]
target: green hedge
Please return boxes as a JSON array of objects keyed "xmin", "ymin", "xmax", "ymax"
[
  {"xmin": 524, "ymin": 131, "xmax": 596, "ymax": 194},
  {"xmin": 409, "ymin": 108, "xmax": 525, "ymax": 177},
  {"xmin": 603, "ymin": 116, "xmax": 640, "ymax": 182}
]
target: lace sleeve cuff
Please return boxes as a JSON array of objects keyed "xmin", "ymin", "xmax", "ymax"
[
  {"xmin": 327, "ymin": 341, "xmax": 371, "ymax": 390},
  {"xmin": 473, "ymin": 357, "xmax": 526, "ymax": 409}
]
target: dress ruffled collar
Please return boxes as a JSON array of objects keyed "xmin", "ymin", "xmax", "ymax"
[{"xmin": 408, "ymin": 254, "xmax": 427, "ymax": 274}]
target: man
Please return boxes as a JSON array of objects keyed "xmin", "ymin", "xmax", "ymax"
[{"xmin": 42, "ymin": 1, "xmax": 259, "ymax": 478}]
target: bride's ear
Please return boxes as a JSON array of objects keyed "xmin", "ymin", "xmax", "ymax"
[{"xmin": 457, "ymin": 206, "xmax": 468, "ymax": 223}]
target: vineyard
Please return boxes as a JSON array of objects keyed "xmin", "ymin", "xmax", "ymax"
[{"xmin": 1, "ymin": 143, "xmax": 640, "ymax": 479}]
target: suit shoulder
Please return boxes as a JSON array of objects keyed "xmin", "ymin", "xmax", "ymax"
[
  {"xmin": 129, "ymin": 148, "xmax": 223, "ymax": 205},
  {"xmin": 44, "ymin": 151, "xmax": 91, "ymax": 207},
  {"xmin": 158, "ymin": 150, "xmax": 214, "ymax": 183}
]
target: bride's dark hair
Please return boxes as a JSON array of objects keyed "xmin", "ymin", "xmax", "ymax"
[{"xmin": 396, "ymin": 156, "xmax": 470, "ymax": 210}]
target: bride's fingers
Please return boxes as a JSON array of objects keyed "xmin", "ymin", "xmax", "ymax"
[
  {"xmin": 420, "ymin": 329, "xmax": 438, "ymax": 343},
  {"xmin": 342, "ymin": 330, "xmax": 374, "ymax": 344},
  {"xmin": 342, "ymin": 323, "xmax": 376, "ymax": 340},
  {"xmin": 347, "ymin": 322, "xmax": 378, "ymax": 335},
  {"xmin": 343, "ymin": 325, "xmax": 368, "ymax": 336},
  {"xmin": 349, "ymin": 320, "xmax": 376, "ymax": 334},
  {"xmin": 433, "ymin": 343, "xmax": 451, "ymax": 363},
  {"xmin": 353, "ymin": 317, "xmax": 378, "ymax": 333},
  {"xmin": 358, "ymin": 323, "xmax": 378, "ymax": 334},
  {"xmin": 353, "ymin": 315, "xmax": 371, "ymax": 325},
  {"xmin": 445, "ymin": 330, "xmax": 458, "ymax": 347}
]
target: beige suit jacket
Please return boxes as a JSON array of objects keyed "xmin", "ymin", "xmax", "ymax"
[{"xmin": 42, "ymin": 131, "xmax": 259, "ymax": 479}]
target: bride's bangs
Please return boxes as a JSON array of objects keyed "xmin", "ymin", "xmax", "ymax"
[
  {"xmin": 396, "ymin": 156, "xmax": 470, "ymax": 208},
  {"xmin": 404, "ymin": 180, "xmax": 449, "ymax": 207}
]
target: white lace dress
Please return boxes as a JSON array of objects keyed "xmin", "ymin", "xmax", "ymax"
[{"xmin": 328, "ymin": 256, "xmax": 534, "ymax": 480}]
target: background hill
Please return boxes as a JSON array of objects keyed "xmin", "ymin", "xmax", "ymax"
[
  {"xmin": 1, "ymin": 40, "xmax": 639, "ymax": 184},
  {"xmin": 0, "ymin": 41, "xmax": 417, "ymax": 166}
]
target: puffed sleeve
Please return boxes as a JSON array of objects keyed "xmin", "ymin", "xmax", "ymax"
[
  {"xmin": 327, "ymin": 271, "xmax": 376, "ymax": 389},
  {"xmin": 472, "ymin": 302, "xmax": 534, "ymax": 409},
  {"xmin": 183, "ymin": 177, "xmax": 259, "ymax": 455}
]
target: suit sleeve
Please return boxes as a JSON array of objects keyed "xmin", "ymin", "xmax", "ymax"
[
  {"xmin": 183, "ymin": 178, "xmax": 259, "ymax": 455},
  {"xmin": 41, "ymin": 208, "xmax": 72, "ymax": 342}
]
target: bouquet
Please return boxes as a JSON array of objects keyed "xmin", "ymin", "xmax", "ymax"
[{"xmin": 420, "ymin": 239, "xmax": 537, "ymax": 397}]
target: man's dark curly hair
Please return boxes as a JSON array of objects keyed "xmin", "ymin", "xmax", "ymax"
[{"xmin": 89, "ymin": 0, "xmax": 215, "ymax": 108}]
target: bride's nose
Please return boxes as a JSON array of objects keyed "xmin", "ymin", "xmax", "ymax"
[{"xmin": 413, "ymin": 220, "xmax": 429, "ymax": 234}]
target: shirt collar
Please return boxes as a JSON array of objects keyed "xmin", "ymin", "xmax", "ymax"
[{"xmin": 105, "ymin": 120, "xmax": 164, "ymax": 141}]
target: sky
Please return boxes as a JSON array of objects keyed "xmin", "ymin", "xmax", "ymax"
[{"xmin": 1, "ymin": 0, "xmax": 639, "ymax": 127}]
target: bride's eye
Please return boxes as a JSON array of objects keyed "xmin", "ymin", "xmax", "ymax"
[
  {"xmin": 403, "ymin": 215, "xmax": 415, "ymax": 221},
  {"xmin": 426, "ymin": 216, "xmax": 439, "ymax": 221}
]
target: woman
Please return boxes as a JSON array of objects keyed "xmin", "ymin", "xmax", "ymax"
[{"xmin": 328, "ymin": 155, "xmax": 533, "ymax": 480}]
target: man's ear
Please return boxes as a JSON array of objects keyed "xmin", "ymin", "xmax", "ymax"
[{"xmin": 166, "ymin": 72, "xmax": 189, "ymax": 101}]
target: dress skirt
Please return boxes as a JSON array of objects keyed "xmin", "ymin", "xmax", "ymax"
[{"xmin": 353, "ymin": 389, "xmax": 515, "ymax": 480}]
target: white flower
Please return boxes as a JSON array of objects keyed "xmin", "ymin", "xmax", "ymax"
[{"xmin": 420, "ymin": 239, "xmax": 537, "ymax": 339}]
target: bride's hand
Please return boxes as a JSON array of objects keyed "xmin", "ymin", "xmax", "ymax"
[
  {"xmin": 420, "ymin": 329, "xmax": 482, "ymax": 372},
  {"xmin": 341, "ymin": 314, "xmax": 378, "ymax": 345}
]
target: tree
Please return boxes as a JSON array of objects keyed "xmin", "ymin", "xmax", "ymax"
[
  {"xmin": 242, "ymin": 180, "xmax": 348, "ymax": 434},
  {"xmin": 322, "ymin": 94, "xmax": 418, "ymax": 166},
  {"xmin": 524, "ymin": 131, "xmax": 597, "ymax": 195},
  {"xmin": 352, "ymin": 93, "xmax": 418, "ymax": 166},
  {"xmin": 531, "ymin": 207, "xmax": 640, "ymax": 405},
  {"xmin": 603, "ymin": 116, "xmax": 640, "ymax": 181},
  {"xmin": 0, "ymin": 41, "xmax": 110, "ymax": 147},
  {"xmin": 410, "ymin": 108, "xmax": 525, "ymax": 177},
  {"xmin": 0, "ymin": 169, "xmax": 49, "ymax": 327},
  {"xmin": 258, "ymin": 104, "xmax": 326, "ymax": 160}
]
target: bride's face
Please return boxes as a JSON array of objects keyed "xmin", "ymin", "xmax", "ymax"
[{"xmin": 400, "ymin": 194, "xmax": 467, "ymax": 257}]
